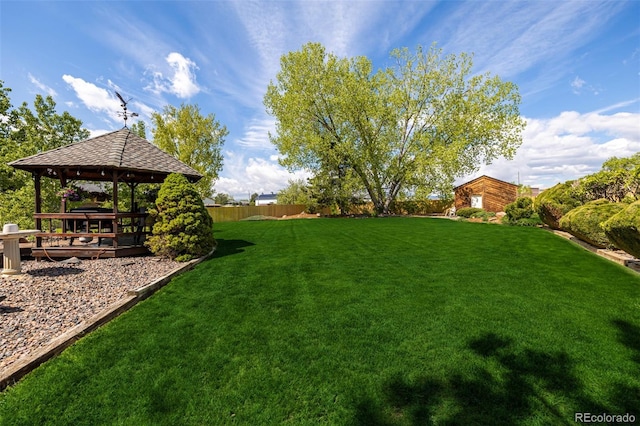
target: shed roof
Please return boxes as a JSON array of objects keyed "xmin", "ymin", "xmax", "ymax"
[
  {"xmin": 8, "ymin": 128, "xmax": 202, "ymax": 184},
  {"xmin": 454, "ymin": 175, "xmax": 517, "ymax": 190}
]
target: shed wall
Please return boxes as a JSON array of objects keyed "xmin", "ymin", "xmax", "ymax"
[{"xmin": 455, "ymin": 176, "xmax": 517, "ymax": 212}]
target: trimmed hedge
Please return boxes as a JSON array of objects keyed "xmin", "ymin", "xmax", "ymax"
[
  {"xmin": 559, "ymin": 199, "xmax": 625, "ymax": 248},
  {"xmin": 534, "ymin": 181, "xmax": 583, "ymax": 229},
  {"xmin": 145, "ymin": 173, "xmax": 216, "ymax": 261},
  {"xmin": 602, "ymin": 200, "xmax": 640, "ymax": 258}
]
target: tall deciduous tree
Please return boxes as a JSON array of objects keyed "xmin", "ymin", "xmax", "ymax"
[
  {"xmin": 151, "ymin": 104, "xmax": 227, "ymax": 199},
  {"xmin": 264, "ymin": 43, "xmax": 524, "ymax": 214},
  {"xmin": 214, "ymin": 192, "xmax": 233, "ymax": 205},
  {"xmin": 577, "ymin": 153, "xmax": 640, "ymax": 202},
  {"xmin": 130, "ymin": 120, "xmax": 147, "ymax": 138},
  {"xmin": 307, "ymin": 168, "xmax": 365, "ymax": 214},
  {"xmin": 0, "ymin": 81, "xmax": 89, "ymax": 228}
]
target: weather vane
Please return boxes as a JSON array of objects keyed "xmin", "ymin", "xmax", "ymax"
[{"xmin": 115, "ymin": 91, "xmax": 139, "ymax": 128}]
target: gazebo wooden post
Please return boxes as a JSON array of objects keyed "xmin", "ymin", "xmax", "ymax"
[
  {"xmin": 58, "ymin": 175, "xmax": 67, "ymax": 214},
  {"xmin": 33, "ymin": 172, "xmax": 42, "ymax": 248},
  {"xmin": 112, "ymin": 172, "xmax": 118, "ymax": 249},
  {"xmin": 129, "ymin": 182, "xmax": 137, "ymax": 213},
  {"xmin": 128, "ymin": 181, "xmax": 138, "ymax": 241}
]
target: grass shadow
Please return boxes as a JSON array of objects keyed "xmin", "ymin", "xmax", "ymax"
[
  {"xmin": 213, "ymin": 239, "xmax": 255, "ymax": 258},
  {"xmin": 611, "ymin": 320, "xmax": 640, "ymax": 412},
  {"xmin": 355, "ymin": 332, "xmax": 615, "ymax": 425},
  {"xmin": 613, "ymin": 319, "xmax": 640, "ymax": 365}
]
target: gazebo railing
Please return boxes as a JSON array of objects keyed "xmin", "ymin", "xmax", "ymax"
[{"xmin": 33, "ymin": 212, "xmax": 151, "ymax": 248}]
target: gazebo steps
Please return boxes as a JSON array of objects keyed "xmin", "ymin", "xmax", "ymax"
[{"xmin": 30, "ymin": 245, "xmax": 149, "ymax": 259}]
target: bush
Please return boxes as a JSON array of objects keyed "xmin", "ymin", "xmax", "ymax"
[
  {"xmin": 470, "ymin": 210, "xmax": 496, "ymax": 222},
  {"xmin": 504, "ymin": 197, "xmax": 534, "ymax": 221},
  {"xmin": 602, "ymin": 200, "xmax": 640, "ymax": 258},
  {"xmin": 145, "ymin": 173, "xmax": 216, "ymax": 261},
  {"xmin": 534, "ymin": 181, "xmax": 583, "ymax": 229},
  {"xmin": 559, "ymin": 199, "xmax": 625, "ymax": 248},
  {"xmin": 506, "ymin": 213, "xmax": 544, "ymax": 227},
  {"xmin": 457, "ymin": 207, "xmax": 483, "ymax": 218},
  {"xmin": 503, "ymin": 197, "xmax": 544, "ymax": 226}
]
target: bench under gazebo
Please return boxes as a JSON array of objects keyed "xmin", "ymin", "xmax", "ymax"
[{"xmin": 8, "ymin": 128, "xmax": 202, "ymax": 259}]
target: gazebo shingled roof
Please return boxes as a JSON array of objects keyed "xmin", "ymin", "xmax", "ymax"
[{"xmin": 8, "ymin": 128, "xmax": 202, "ymax": 184}]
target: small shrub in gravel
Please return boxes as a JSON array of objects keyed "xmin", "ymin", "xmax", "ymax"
[
  {"xmin": 559, "ymin": 199, "xmax": 626, "ymax": 248},
  {"xmin": 602, "ymin": 200, "xmax": 640, "ymax": 258},
  {"xmin": 145, "ymin": 173, "xmax": 215, "ymax": 262}
]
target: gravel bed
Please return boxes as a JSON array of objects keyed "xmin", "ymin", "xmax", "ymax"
[{"xmin": 0, "ymin": 256, "xmax": 182, "ymax": 373}]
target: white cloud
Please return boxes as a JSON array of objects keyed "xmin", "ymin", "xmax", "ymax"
[
  {"xmin": 592, "ymin": 98, "xmax": 640, "ymax": 114},
  {"xmin": 461, "ymin": 107, "xmax": 640, "ymax": 189},
  {"xmin": 87, "ymin": 128, "xmax": 112, "ymax": 138},
  {"xmin": 28, "ymin": 74, "xmax": 57, "ymax": 97},
  {"xmin": 235, "ymin": 117, "xmax": 276, "ymax": 150},
  {"xmin": 62, "ymin": 75, "xmax": 155, "ymax": 128},
  {"xmin": 571, "ymin": 76, "xmax": 586, "ymax": 94},
  {"xmin": 144, "ymin": 52, "xmax": 200, "ymax": 98},
  {"xmin": 570, "ymin": 75, "xmax": 601, "ymax": 96},
  {"xmin": 230, "ymin": 1, "xmax": 432, "ymax": 94},
  {"xmin": 215, "ymin": 151, "xmax": 310, "ymax": 199},
  {"xmin": 62, "ymin": 75, "xmax": 120, "ymax": 119},
  {"xmin": 431, "ymin": 1, "xmax": 626, "ymax": 97}
]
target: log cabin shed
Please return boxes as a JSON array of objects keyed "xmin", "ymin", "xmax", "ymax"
[{"xmin": 454, "ymin": 175, "xmax": 518, "ymax": 213}]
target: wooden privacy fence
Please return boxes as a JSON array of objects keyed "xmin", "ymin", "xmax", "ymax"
[
  {"xmin": 207, "ymin": 204, "xmax": 311, "ymax": 223},
  {"xmin": 207, "ymin": 200, "xmax": 451, "ymax": 223}
]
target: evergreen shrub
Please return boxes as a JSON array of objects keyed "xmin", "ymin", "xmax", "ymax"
[
  {"xmin": 559, "ymin": 199, "xmax": 625, "ymax": 248},
  {"xmin": 534, "ymin": 181, "xmax": 583, "ymax": 229},
  {"xmin": 504, "ymin": 197, "xmax": 533, "ymax": 221},
  {"xmin": 145, "ymin": 173, "xmax": 216, "ymax": 261},
  {"xmin": 602, "ymin": 200, "xmax": 640, "ymax": 258},
  {"xmin": 503, "ymin": 197, "xmax": 543, "ymax": 226}
]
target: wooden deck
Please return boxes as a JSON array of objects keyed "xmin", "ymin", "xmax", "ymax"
[
  {"xmin": 30, "ymin": 212, "xmax": 152, "ymax": 259},
  {"xmin": 1, "ymin": 236, "xmax": 150, "ymax": 261},
  {"xmin": 30, "ymin": 241, "xmax": 149, "ymax": 259}
]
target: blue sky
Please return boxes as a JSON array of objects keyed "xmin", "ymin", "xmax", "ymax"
[{"xmin": 1, "ymin": 1, "xmax": 639, "ymax": 200}]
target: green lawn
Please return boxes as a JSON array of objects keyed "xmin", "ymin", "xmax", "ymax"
[{"xmin": 1, "ymin": 217, "xmax": 639, "ymax": 425}]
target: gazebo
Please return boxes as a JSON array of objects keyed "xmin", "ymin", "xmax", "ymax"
[{"xmin": 8, "ymin": 128, "xmax": 202, "ymax": 259}]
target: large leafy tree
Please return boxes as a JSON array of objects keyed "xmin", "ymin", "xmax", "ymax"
[
  {"xmin": 264, "ymin": 43, "xmax": 524, "ymax": 214},
  {"xmin": 151, "ymin": 104, "xmax": 227, "ymax": 199},
  {"xmin": 0, "ymin": 81, "xmax": 89, "ymax": 228},
  {"xmin": 307, "ymin": 169, "xmax": 365, "ymax": 214},
  {"xmin": 577, "ymin": 153, "xmax": 640, "ymax": 202}
]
